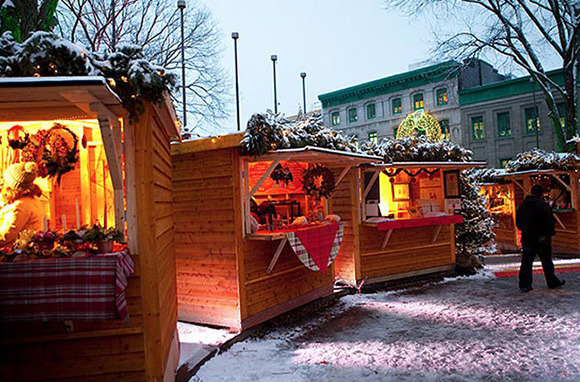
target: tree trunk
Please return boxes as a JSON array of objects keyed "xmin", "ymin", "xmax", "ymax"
[{"xmin": 563, "ymin": 64, "xmax": 579, "ymax": 152}]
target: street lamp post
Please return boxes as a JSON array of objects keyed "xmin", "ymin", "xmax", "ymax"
[
  {"xmin": 530, "ymin": 78, "xmax": 539, "ymax": 149},
  {"xmin": 111, "ymin": 0, "xmax": 116, "ymax": 50},
  {"xmin": 178, "ymin": 0, "xmax": 187, "ymax": 129},
  {"xmin": 271, "ymin": 55, "xmax": 278, "ymax": 114},
  {"xmin": 300, "ymin": 72, "xmax": 307, "ymax": 115},
  {"xmin": 232, "ymin": 32, "xmax": 241, "ymax": 131}
]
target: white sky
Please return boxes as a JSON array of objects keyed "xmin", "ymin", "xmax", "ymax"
[{"xmin": 197, "ymin": 0, "xmax": 432, "ymax": 135}]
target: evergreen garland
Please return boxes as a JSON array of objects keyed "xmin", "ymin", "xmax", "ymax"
[
  {"xmin": 504, "ymin": 149, "xmax": 578, "ymax": 173},
  {"xmin": 0, "ymin": 32, "xmax": 176, "ymax": 121}
]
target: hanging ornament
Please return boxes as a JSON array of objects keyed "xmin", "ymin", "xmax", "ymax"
[
  {"xmin": 302, "ymin": 164, "xmax": 335, "ymax": 201},
  {"xmin": 81, "ymin": 134, "xmax": 88, "ymax": 149},
  {"xmin": 7, "ymin": 125, "xmax": 30, "ymax": 149}
]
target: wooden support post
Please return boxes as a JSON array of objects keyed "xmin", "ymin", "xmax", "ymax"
[
  {"xmin": 553, "ymin": 174, "xmax": 573, "ymax": 193},
  {"xmin": 554, "ymin": 213, "xmax": 566, "ymax": 230},
  {"xmin": 267, "ymin": 238, "xmax": 288, "ymax": 274},
  {"xmin": 94, "ymin": 107, "xmax": 124, "ymax": 230},
  {"xmin": 363, "ymin": 170, "xmax": 380, "ymax": 201},
  {"xmin": 243, "ymin": 159, "xmax": 251, "ymax": 236},
  {"xmin": 431, "ymin": 225, "xmax": 443, "ymax": 243},
  {"xmin": 381, "ymin": 229, "xmax": 393, "ymax": 250},
  {"xmin": 512, "ymin": 179, "xmax": 527, "ymax": 194}
]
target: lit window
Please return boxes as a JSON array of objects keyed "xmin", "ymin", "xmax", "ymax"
[
  {"xmin": 413, "ymin": 93, "xmax": 424, "ymax": 110},
  {"xmin": 524, "ymin": 107, "xmax": 539, "ymax": 134},
  {"xmin": 472, "ymin": 116, "xmax": 484, "ymax": 140},
  {"xmin": 439, "ymin": 119, "xmax": 450, "ymax": 140},
  {"xmin": 497, "ymin": 112, "xmax": 511, "ymax": 138},
  {"xmin": 368, "ymin": 132, "xmax": 378, "ymax": 144},
  {"xmin": 366, "ymin": 103, "xmax": 376, "ymax": 119},
  {"xmin": 436, "ymin": 88, "xmax": 448, "ymax": 105},
  {"xmin": 348, "ymin": 107, "xmax": 358, "ymax": 123},
  {"xmin": 500, "ymin": 158, "xmax": 511, "ymax": 168},
  {"xmin": 392, "ymin": 98, "xmax": 402, "ymax": 114},
  {"xmin": 331, "ymin": 111, "xmax": 340, "ymax": 126}
]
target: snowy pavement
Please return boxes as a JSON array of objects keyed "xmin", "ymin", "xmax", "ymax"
[{"xmin": 190, "ymin": 262, "xmax": 580, "ymax": 382}]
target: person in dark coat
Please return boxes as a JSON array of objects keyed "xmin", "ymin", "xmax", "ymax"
[{"xmin": 515, "ymin": 184, "xmax": 565, "ymax": 292}]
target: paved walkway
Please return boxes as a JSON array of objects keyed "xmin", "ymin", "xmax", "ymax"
[{"xmin": 189, "ymin": 258, "xmax": 580, "ymax": 382}]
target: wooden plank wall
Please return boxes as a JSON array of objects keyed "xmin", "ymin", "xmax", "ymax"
[
  {"xmin": 150, "ymin": 113, "xmax": 177, "ymax": 376},
  {"xmin": 358, "ymin": 224, "xmax": 454, "ymax": 280},
  {"xmin": 330, "ymin": 168, "xmax": 358, "ymax": 282},
  {"xmin": 172, "ymin": 147, "xmax": 241, "ymax": 328}
]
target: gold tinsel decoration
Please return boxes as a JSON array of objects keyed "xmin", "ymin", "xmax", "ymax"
[{"xmin": 396, "ymin": 110, "xmax": 443, "ymax": 141}]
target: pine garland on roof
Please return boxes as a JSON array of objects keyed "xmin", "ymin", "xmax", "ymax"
[
  {"xmin": 504, "ymin": 149, "xmax": 578, "ymax": 173},
  {"xmin": 240, "ymin": 111, "xmax": 358, "ymax": 156},
  {"xmin": 0, "ymin": 31, "xmax": 176, "ymax": 120}
]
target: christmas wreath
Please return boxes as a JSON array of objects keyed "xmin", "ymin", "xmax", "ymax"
[
  {"xmin": 20, "ymin": 123, "xmax": 79, "ymax": 183},
  {"xmin": 7, "ymin": 125, "xmax": 30, "ymax": 149},
  {"xmin": 302, "ymin": 164, "xmax": 335, "ymax": 200}
]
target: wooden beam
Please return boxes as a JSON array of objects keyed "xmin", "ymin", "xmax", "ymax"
[
  {"xmin": 363, "ymin": 170, "xmax": 380, "ymax": 201},
  {"xmin": 335, "ymin": 166, "xmax": 352, "ymax": 187},
  {"xmin": 267, "ymin": 238, "xmax": 288, "ymax": 274},
  {"xmin": 553, "ymin": 174, "xmax": 572, "ymax": 193},
  {"xmin": 512, "ymin": 180, "xmax": 527, "ymax": 194},
  {"xmin": 554, "ymin": 213, "xmax": 566, "ymax": 230},
  {"xmin": 431, "ymin": 225, "xmax": 443, "ymax": 243},
  {"xmin": 243, "ymin": 159, "xmax": 251, "ymax": 237},
  {"xmin": 249, "ymin": 160, "xmax": 280, "ymax": 197},
  {"xmin": 381, "ymin": 229, "xmax": 393, "ymax": 250}
]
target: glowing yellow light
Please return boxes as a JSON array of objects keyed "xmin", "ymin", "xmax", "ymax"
[{"xmin": 396, "ymin": 110, "xmax": 444, "ymax": 141}]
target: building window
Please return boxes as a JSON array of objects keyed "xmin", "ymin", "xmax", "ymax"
[
  {"xmin": 471, "ymin": 116, "xmax": 484, "ymax": 140},
  {"xmin": 524, "ymin": 107, "xmax": 540, "ymax": 134},
  {"xmin": 348, "ymin": 107, "xmax": 358, "ymax": 123},
  {"xmin": 557, "ymin": 102, "xmax": 566, "ymax": 128},
  {"xmin": 499, "ymin": 158, "xmax": 511, "ymax": 168},
  {"xmin": 331, "ymin": 111, "xmax": 340, "ymax": 126},
  {"xmin": 393, "ymin": 127, "xmax": 398, "ymax": 137},
  {"xmin": 439, "ymin": 119, "xmax": 450, "ymax": 140},
  {"xmin": 497, "ymin": 111, "xmax": 511, "ymax": 138},
  {"xmin": 436, "ymin": 88, "xmax": 448, "ymax": 105},
  {"xmin": 413, "ymin": 93, "xmax": 424, "ymax": 110},
  {"xmin": 392, "ymin": 98, "xmax": 402, "ymax": 114},
  {"xmin": 366, "ymin": 103, "xmax": 376, "ymax": 119},
  {"xmin": 368, "ymin": 132, "xmax": 378, "ymax": 144}
]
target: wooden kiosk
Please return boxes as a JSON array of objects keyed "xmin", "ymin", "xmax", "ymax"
[
  {"xmin": 484, "ymin": 167, "xmax": 580, "ymax": 255},
  {"xmin": 172, "ymin": 134, "xmax": 381, "ymax": 330},
  {"xmin": 479, "ymin": 181, "xmax": 520, "ymax": 251},
  {"xmin": 0, "ymin": 77, "xmax": 180, "ymax": 382},
  {"xmin": 332, "ymin": 161, "xmax": 485, "ymax": 285}
]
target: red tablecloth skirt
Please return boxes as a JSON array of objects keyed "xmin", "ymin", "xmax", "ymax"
[
  {"xmin": 286, "ymin": 222, "xmax": 344, "ymax": 273},
  {"xmin": 0, "ymin": 249, "xmax": 134, "ymax": 322}
]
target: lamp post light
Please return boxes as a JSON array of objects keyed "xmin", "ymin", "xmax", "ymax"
[
  {"xmin": 300, "ymin": 72, "xmax": 307, "ymax": 115},
  {"xmin": 232, "ymin": 32, "xmax": 241, "ymax": 131},
  {"xmin": 178, "ymin": 0, "xmax": 187, "ymax": 129},
  {"xmin": 271, "ymin": 54, "xmax": 278, "ymax": 114}
]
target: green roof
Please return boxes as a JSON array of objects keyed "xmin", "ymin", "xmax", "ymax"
[
  {"xmin": 459, "ymin": 69, "xmax": 564, "ymax": 105},
  {"xmin": 318, "ymin": 61, "xmax": 460, "ymax": 108}
]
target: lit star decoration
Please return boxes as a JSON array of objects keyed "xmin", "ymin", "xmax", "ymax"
[{"xmin": 396, "ymin": 110, "xmax": 444, "ymax": 141}]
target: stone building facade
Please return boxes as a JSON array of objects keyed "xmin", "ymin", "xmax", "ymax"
[{"xmin": 318, "ymin": 60, "xmax": 505, "ymax": 145}]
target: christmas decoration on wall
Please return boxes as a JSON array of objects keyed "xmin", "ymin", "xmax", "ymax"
[
  {"xmin": 7, "ymin": 125, "xmax": 29, "ymax": 149},
  {"xmin": 241, "ymin": 111, "xmax": 358, "ymax": 157},
  {"xmin": 302, "ymin": 164, "xmax": 335, "ymax": 201},
  {"xmin": 20, "ymin": 123, "xmax": 79, "ymax": 183},
  {"xmin": 396, "ymin": 110, "xmax": 443, "ymax": 141},
  {"xmin": 504, "ymin": 149, "xmax": 578, "ymax": 173},
  {"xmin": 0, "ymin": 32, "xmax": 175, "ymax": 120},
  {"xmin": 270, "ymin": 163, "xmax": 293, "ymax": 186}
]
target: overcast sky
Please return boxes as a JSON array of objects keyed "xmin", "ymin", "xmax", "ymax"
[
  {"xmin": 196, "ymin": 0, "xmax": 433, "ymax": 135},
  {"xmin": 197, "ymin": 0, "xmax": 559, "ymax": 136}
]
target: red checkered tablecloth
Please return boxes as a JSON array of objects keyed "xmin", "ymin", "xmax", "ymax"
[
  {"xmin": 0, "ymin": 249, "xmax": 134, "ymax": 322},
  {"xmin": 286, "ymin": 223, "xmax": 344, "ymax": 273}
]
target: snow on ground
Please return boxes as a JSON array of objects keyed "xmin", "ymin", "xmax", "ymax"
[{"xmin": 191, "ymin": 266, "xmax": 579, "ymax": 382}]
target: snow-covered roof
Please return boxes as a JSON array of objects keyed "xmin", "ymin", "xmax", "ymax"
[
  {"xmin": 257, "ymin": 146, "xmax": 383, "ymax": 166},
  {"xmin": 366, "ymin": 161, "xmax": 487, "ymax": 170},
  {"xmin": 0, "ymin": 76, "xmax": 125, "ymax": 122}
]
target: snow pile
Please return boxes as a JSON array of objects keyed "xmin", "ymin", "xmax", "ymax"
[
  {"xmin": 192, "ymin": 274, "xmax": 580, "ymax": 381},
  {"xmin": 505, "ymin": 149, "xmax": 579, "ymax": 173}
]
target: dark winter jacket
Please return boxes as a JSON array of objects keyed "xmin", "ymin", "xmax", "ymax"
[{"xmin": 515, "ymin": 194, "xmax": 556, "ymax": 244}]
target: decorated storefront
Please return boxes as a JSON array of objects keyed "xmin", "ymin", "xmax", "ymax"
[
  {"xmin": 0, "ymin": 77, "xmax": 180, "ymax": 382},
  {"xmin": 172, "ymin": 113, "xmax": 381, "ymax": 330}
]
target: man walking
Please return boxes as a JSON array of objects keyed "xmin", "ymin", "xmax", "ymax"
[{"xmin": 515, "ymin": 184, "xmax": 565, "ymax": 292}]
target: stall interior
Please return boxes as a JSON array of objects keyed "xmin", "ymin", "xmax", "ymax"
[
  {"xmin": 248, "ymin": 160, "xmax": 328, "ymax": 232},
  {"xmin": 363, "ymin": 167, "xmax": 462, "ymax": 222},
  {"xmin": 0, "ymin": 119, "xmax": 117, "ymax": 233},
  {"xmin": 530, "ymin": 173, "xmax": 573, "ymax": 212},
  {"xmin": 480, "ymin": 183, "xmax": 514, "ymax": 231}
]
